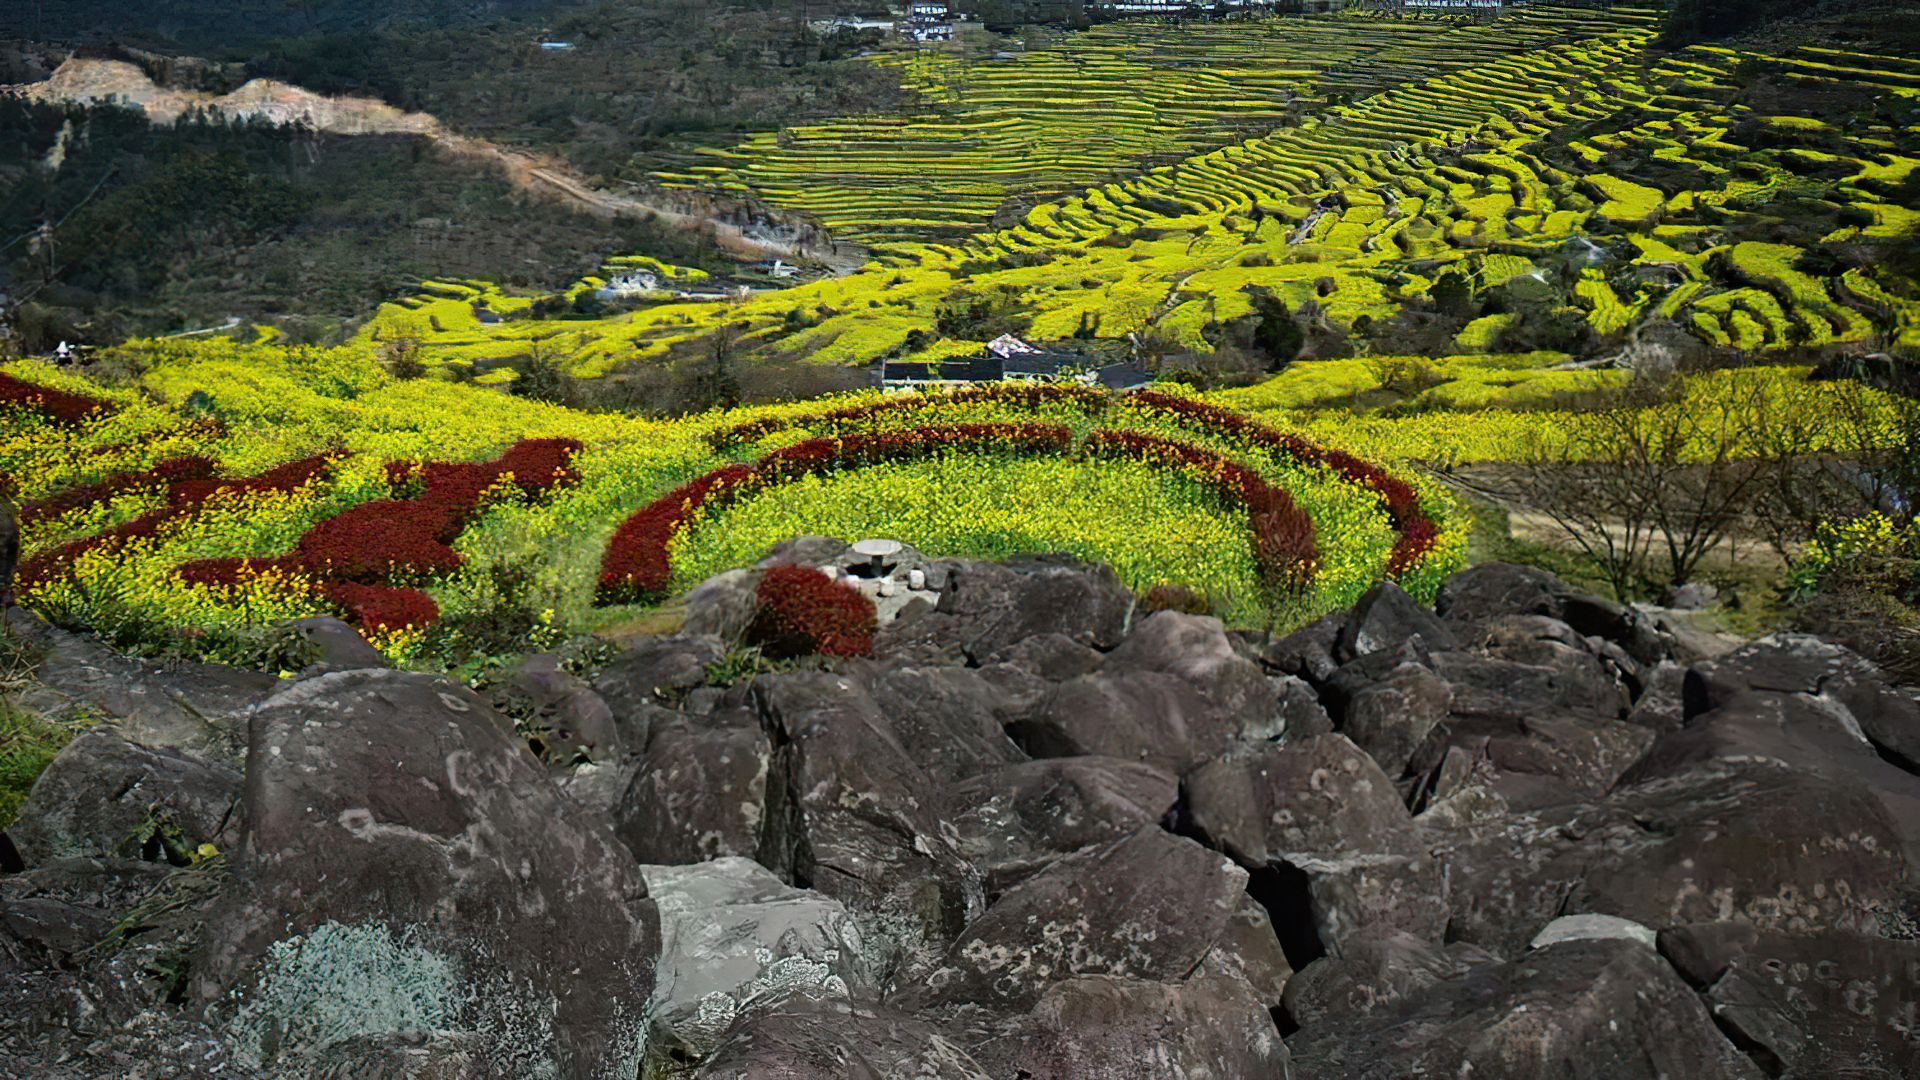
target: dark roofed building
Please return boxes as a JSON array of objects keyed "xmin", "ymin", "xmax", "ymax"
[
  {"xmin": 878, "ymin": 336, "xmax": 1155, "ymax": 393},
  {"xmin": 880, "ymin": 355, "xmax": 1004, "ymax": 388},
  {"xmin": 1001, "ymin": 351, "xmax": 1078, "ymax": 380},
  {"xmin": 1092, "ymin": 361, "xmax": 1151, "ymax": 391}
]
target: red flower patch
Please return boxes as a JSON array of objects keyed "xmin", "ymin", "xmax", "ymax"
[
  {"xmin": 172, "ymin": 557, "xmax": 305, "ymax": 591},
  {"xmin": 705, "ymin": 383, "xmax": 1105, "ymax": 450},
  {"xmin": 1086, "ymin": 429, "xmax": 1318, "ymax": 590},
  {"xmin": 17, "ymin": 452, "xmax": 343, "ymax": 590},
  {"xmin": 295, "ymin": 500, "xmax": 468, "ymax": 583},
  {"xmin": 596, "ymin": 463, "xmax": 755, "ymax": 605},
  {"xmin": 30, "ymin": 438, "xmax": 579, "ymax": 643},
  {"xmin": 279, "ymin": 438, "xmax": 581, "ymax": 627},
  {"xmin": 749, "ymin": 565, "xmax": 877, "ymax": 659},
  {"xmin": 209, "ymin": 438, "xmax": 583, "ymax": 632},
  {"xmin": 703, "ymin": 386, "xmax": 1438, "ymax": 583},
  {"xmin": 0, "ymin": 373, "xmax": 115, "ymax": 427}
]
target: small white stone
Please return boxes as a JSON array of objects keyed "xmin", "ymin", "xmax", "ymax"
[
  {"xmin": 879, "ymin": 579, "xmax": 897, "ymax": 598},
  {"xmin": 1528, "ymin": 913, "xmax": 1656, "ymax": 951},
  {"xmin": 908, "ymin": 568, "xmax": 927, "ymax": 591}
]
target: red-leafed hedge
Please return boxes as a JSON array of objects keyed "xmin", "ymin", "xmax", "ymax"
[
  {"xmin": 172, "ymin": 557, "xmax": 302, "ymax": 591},
  {"xmin": 596, "ymin": 463, "xmax": 757, "ymax": 605},
  {"xmin": 26, "ymin": 437, "xmax": 579, "ymax": 641},
  {"xmin": 0, "ymin": 372, "xmax": 115, "ymax": 427},
  {"xmin": 705, "ymin": 383, "xmax": 1108, "ymax": 450},
  {"xmin": 18, "ymin": 456, "xmax": 218, "ymax": 527},
  {"xmin": 18, "ymin": 451, "xmax": 343, "ymax": 591},
  {"xmin": 322, "ymin": 582, "xmax": 441, "ymax": 635},
  {"xmin": 1085, "ymin": 429, "xmax": 1319, "ymax": 590},
  {"xmin": 749, "ymin": 565, "xmax": 877, "ymax": 659},
  {"xmin": 756, "ymin": 423, "xmax": 1074, "ymax": 483},
  {"xmin": 176, "ymin": 437, "xmax": 582, "ymax": 634},
  {"xmin": 701, "ymin": 387, "xmax": 1439, "ymax": 582},
  {"xmin": 596, "ymin": 425, "xmax": 1072, "ymax": 605}
]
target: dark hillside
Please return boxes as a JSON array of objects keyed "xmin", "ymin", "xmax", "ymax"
[
  {"xmin": 1666, "ymin": 0, "xmax": 1920, "ymax": 48},
  {"xmin": 7, "ymin": 1, "xmax": 904, "ymax": 188},
  {"xmin": 0, "ymin": 101, "xmax": 722, "ymax": 347}
]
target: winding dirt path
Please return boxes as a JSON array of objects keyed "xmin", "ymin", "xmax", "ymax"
[{"xmin": 7, "ymin": 57, "xmax": 860, "ymax": 267}]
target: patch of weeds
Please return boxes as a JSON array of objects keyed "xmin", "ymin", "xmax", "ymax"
[
  {"xmin": 0, "ymin": 702, "xmax": 82, "ymax": 828},
  {"xmin": 704, "ymin": 646, "xmax": 807, "ymax": 689},
  {"xmin": 117, "ymin": 804, "xmax": 213, "ymax": 866}
]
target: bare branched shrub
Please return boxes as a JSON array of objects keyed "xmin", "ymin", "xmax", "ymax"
[
  {"xmin": 1744, "ymin": 378, "xmax": 1920, "ymax": 560},
  {"xmin": 1501, "ymin": 374, "xmax": 1771, "ymax": 598}
]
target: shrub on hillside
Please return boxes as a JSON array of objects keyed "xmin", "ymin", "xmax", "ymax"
[
  {"xmin": 1142, "ymin": 583, "xmax": 1211, "ymax": 616},
  {"xmin": 747, "ymin": 566, "xmax": 877, "ymax": 660},
  {"xmin": 321, "ymin": 582, "xmax": 441, "ymax": 636}
]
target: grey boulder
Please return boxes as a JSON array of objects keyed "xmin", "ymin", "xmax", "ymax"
[
  {"xmin": 1288, "ymin": 938, "xmax": 1762, "ymax": 1079},
  {"xmin": 1185, "ymin": 735, "xmax": 1447, "ymax": 949},
  {"xmin": 969, "ymin": 972, "xmax": 1290, "ymax": 1080},
  {"xmin": 615, "ymin": 707, "xmax": 772, "ymax": 866},
  {"xmin": 189, "ymin": 670, "xmax": 659, "ymax": 1079},
  {"xmin": 693, "ymin": 989, "xmax": 991, "ymax": 1079},
  {"xmin": 947, "ymin": 756, "xmax": 1176, "ymax": 894},
  {"xmin": 922, "ymin": 828, "xmax": 1244, "ymax": 1009},
  {"xmin": 642, "ymin": 857, "xmax": 874, "ymax": 1071},
  {"xmin": 10, "ymin": 730, "xmax": 241, "ymax": 867}
]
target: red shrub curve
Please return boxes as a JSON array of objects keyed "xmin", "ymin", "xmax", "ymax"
[
  {"xmin": 1387, "ymin": 517, "xmax": 1441, "ymax": 577},
  {"xmin": 18, "ymin": 456, "xmax": 217, "ymax": 527},
  {"xmin": 172, "ymin": 557, "xmax": 305, "ymax": 591},
  {"xmin": 28, "ymin": 438, "xmax": 578, "ymax": 641},
  {"xmin": 1086, "ymin": 429, "xmax": 1318, "ymax": 590},
  {"xmin": 597, "ymin": 425, "xmax": 1070, "ymax": 606},
  {"xmin": 706, "ymin": 387, "xmax": 1437, "ymax": 582},
  {"xmin": 0, "ymin": 372, "xmax": 115, "ymax": 427},
  {"xmin": 596, "ymin": 463, "xmax": 756, "ymax": 604},
  {"xmin": 706, "ymin": 384, "xmax": 1106, "ymax": 450},
  {"xmin": 749, "ymin": 565, "xmax": 877, "ymax": 659},
  {"xmin": 17, "ymin": 452, "xmax": 342, "ymax": 591},
  {"xmin": 280, "ymin": 438, "xmax": 581, "ymax": 625}
]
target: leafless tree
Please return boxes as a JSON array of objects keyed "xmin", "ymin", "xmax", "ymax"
[
  {"xmin": 1497, "ymin": 374, "xmax": 1773, "ymax": 599},
  {"xmin": 1744, "ymin": 377, "xmax": 1918, "ymax": 560}
]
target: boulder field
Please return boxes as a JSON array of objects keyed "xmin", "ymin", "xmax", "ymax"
[{"xmin": 2, "ymin": 554, "xmax": 1918, "ymax": 1078}]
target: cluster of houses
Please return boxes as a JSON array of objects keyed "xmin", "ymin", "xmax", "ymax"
[
  {"xmin": 814, "ymin": 2, "xmax": 954, "ymax": 42},
  {"xmin": 876, "ymin": 333, "xmax": 1150, "ymax": 391},
  {"xmin": 811, "ymin": 0, "xmax": 1550, "ymax": 40},
  {"xmin": 905, "ymin": 1, "xmax": 956, "ymax": 41}
]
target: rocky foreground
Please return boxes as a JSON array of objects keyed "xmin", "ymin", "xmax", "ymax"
[{"xmin": 2, "ymin": 547, "xmax": 1919, "ymax": 1079}]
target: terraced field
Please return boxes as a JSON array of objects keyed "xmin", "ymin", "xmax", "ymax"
[
  {"xmin": 363, "ymin": 8, "xmax": 1919, "ymax": 380},
  {"xmin": 2, "ymin": 351, "xmax": 1466, "ymax": 666},
  {"xmin": 658, "ymin": 7, "xmax": 1646, "ymax": 244}
]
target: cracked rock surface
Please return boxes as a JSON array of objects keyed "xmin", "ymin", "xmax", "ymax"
[{"xmin": 3, "ymin": 556, "xmax": 1918, "ymax": 1079}]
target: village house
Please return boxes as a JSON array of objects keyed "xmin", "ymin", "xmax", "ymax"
[
  {"xmin": 878, "ymin": 334, "xmax": 1151, "ymax": 391},
  {"xmin": 904, "ymin": 1, "xmax": 955, "ymax": 42},
  {"xmin": 596, "ymin": 269, "xmax": 662, "ymax": 300}
]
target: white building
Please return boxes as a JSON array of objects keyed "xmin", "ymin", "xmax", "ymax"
[
  {"xmin": 596, "ymin": 270, "xmax": 662, "ymax": 299},
  {"xmin": 903, "ymin": 1, "xmax": 955, "ymax": 42}
]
